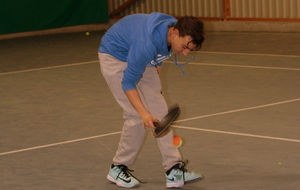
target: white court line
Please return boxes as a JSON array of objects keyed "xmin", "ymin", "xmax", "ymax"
[
  {"xmin": 190, "ymin": 62, "xmax": 300, "ymax": 71},
  {"xmin": 199, "ymin": 51, "xmax": 300, "ymax": 58},
  {"xmin": 0, "ymin": 131, "xmax": 121, "ymax": 156},
  {"xmin": 1, "ymin": 51, "xmax": 300, "ymax": 76},
  {"xmin": 174, "ymin": 98, "xmax": 300, "ymax": 123},
  {"xmin": 1, "ymin": 99, "xmax": 299, "ymax": 156},
  {"xmin": 173, "ymin": 125, "xmax": 300, "ymax": 143},
  {"xmin": 0, "ymin": 60, "xmax": 98, "ymax": 76},
  {"xmin": 164, "ymin": 61, "xmax": 300, "ymax": 71}
]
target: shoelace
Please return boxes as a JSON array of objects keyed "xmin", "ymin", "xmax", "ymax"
[
  {"xmin": 116, "ymin": 165, "xmax": 146, "ymax": 183},
  {"xmin": 168, "ymin": 160, "xmax": 189, "ymax": 182},
  {"xmin": 168, "ymin": 54, "xmax": 195, "ymax": 75},
  {"xmin": 178, "ymin": 160, "xmax": 188, "ymax": 181}
]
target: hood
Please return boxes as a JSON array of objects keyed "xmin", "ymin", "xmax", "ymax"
[{"xmin": 147, "ymin": 12, "xmax": 177, "ymax": 56}]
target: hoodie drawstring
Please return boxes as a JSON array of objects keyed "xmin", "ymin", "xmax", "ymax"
[{"xmin": 168, "ymin": 54, "xmax": 195, "ymax": 75}]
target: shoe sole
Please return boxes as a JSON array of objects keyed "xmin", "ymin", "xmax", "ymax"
[
  {"xmin": 166, "ymin": 175, "xmax": 204, "ymax": 188},
  {"xmin": 107, "ymin": 175, "xmax": 140, "ymax": 188},
  {"xmin": 166, "ymin": 180, "xmax": 184, "ymax": 188},
  {"xmin": 185, "ymin": 175, "xmax": 205, "ymax": 184}
]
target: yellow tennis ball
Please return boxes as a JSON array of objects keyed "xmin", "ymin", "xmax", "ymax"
[
  {"xmin": 85, "ymin": 32, "xmax": 90, "ymax": 36},
  {"xmin": 173, "ymin": 135, "xmax": 183, "ymax": 148}
]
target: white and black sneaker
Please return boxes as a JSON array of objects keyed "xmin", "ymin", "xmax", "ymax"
[
  {"xmin": 107, "ymin": 164, "xmax": 142, "ymax": 188},
  {"xmin": 165, "ymin": 161, "xmax": 204, "ymax": 188}
]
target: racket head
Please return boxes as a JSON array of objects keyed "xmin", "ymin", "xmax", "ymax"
[{"xmin": 154, "ymin": 106, "xmax": 180, "ymax": 138}]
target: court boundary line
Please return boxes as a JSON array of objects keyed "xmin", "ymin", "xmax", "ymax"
[
  {"xmin": 174, "ymin": 98, "xmax": 300, "ymax": 123},
  {"xmin": 1, "ymin": 60, "xmax": 298, "ymax": 76},
  {"xmin": 199, "ymin": 51, "xmax": 300, "ymax": 58},
  {"xmin": 164, "ymin": 61, "xmax": 300, "ymax": 71},
  {"xmin": 1, "ymin": 98, "xmax": 299, "ymax": 156},
  {"xmin": 0, "ymin": 131, "xmax": 121, "ymax": 156},
  {"xmin": 189, "ymin": 62, "xmax": 300, "ymax": 71},
  {"xmin": 1, "ymin": 50, "xmax": 300, "ymax": 76},
  {"xmin": 0, "ymin": 60, "xmax": 98, "ymax": 76},
  {"xmin": 173, "ymin": 125, "xmax": 300, "ymax": 143}
]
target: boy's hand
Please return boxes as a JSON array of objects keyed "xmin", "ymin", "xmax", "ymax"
[{"xmin": 141, "ymin": 113, "xmax": 159, "ymax": 130}]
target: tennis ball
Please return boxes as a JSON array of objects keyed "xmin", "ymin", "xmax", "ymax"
[
  {"xmin": 85, "ymin": 32, "xmax": 90, "ymax": 36},
  {"xmin": 173, "ymin": 135, "xmax": 183, "ymax": 148}
]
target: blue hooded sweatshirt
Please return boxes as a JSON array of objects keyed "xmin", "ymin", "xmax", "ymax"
[{"xmin": 99, "ymin": 12, "xmax": 177, "ymax": 92}]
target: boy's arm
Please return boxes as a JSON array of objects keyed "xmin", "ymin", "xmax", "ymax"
[
  {"xmin": 156, "ymin": 65, "xmax": 163, "ymax": 74},
  {"xmin": 125, "ymin": 89, "xmax": 159, "ymax": 129}
]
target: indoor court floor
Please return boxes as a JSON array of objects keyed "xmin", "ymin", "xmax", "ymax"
[{"xmin": 1, "ymin": 31, "xmax": 300, "ymax": 190}]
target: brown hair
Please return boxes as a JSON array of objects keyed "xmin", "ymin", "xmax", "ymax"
[{"xmin": 174, "ymin": 16, "xmax": 205, "ymax": 51}]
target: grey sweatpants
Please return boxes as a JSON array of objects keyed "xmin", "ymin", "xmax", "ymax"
[{"xmin": 99, "ymin": 52, "xmax": 181, "ymax": 171}]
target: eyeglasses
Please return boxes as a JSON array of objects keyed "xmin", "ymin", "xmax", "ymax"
[{"xmin": 168, "ymin": 54, "xmax": 195, "ymax": 75}]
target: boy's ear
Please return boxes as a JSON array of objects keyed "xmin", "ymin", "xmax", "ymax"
[{"xmin": 172, "ymin": 29, "xmax": 179, "ymax": 36}]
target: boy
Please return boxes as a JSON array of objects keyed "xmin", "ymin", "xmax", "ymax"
[{"xmin": 98, "ymin": 12, "xmax": 205, "ymax": 188}]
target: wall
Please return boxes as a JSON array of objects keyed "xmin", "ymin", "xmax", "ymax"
[
  {"xmin": 0, "ymin": 0, "xmax": 109, "ymax": 35},
  {"xmin": 108, "ymin": 0, "xmax": 300, "ymax": 32}
]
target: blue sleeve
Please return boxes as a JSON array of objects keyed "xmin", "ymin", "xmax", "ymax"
[
  {"xmin": 121, "ymin": 41, "xmax": 156, "ymax": 92},
  {"xmin": 156, "ymin": 62, "xmax": 163, "ymax": 66}
]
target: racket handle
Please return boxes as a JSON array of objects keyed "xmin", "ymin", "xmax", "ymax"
[{"xmin": 153, "ymin": 122, "xmax": 159, "ymax": 127}]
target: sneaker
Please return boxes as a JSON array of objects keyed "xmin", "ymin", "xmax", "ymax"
[
  {"xmin": 165, "ymin": 161, "xmax": 204, "ymax": 188},
  {"xmin": 107, "ymin": 164, "xmax": 141, "ymax": 188}
]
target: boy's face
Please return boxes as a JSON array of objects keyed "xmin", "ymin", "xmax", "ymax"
[{"xmin": 170, "ymin": 30, "xmax": 196, "ymax": 55}]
